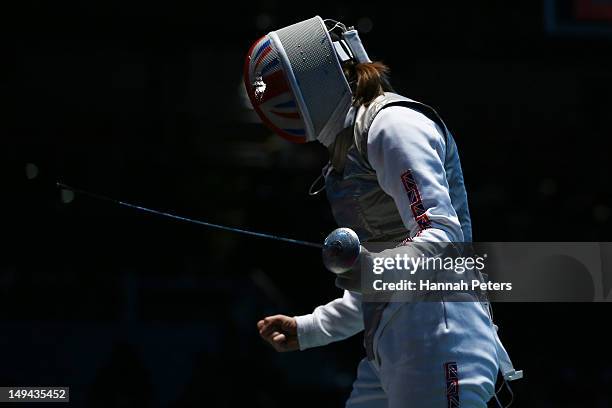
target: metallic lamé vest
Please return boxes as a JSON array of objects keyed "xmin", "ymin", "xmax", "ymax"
[{"xmin": 324, "ymin": 92, "xmax": 472, "ymax": 246}]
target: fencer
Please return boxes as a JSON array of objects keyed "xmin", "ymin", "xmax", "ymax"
[{"xmin": 245, "ymin": 16, "xmax": 522, "ymax": 408}]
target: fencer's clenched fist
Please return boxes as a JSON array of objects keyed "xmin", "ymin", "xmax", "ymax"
[{"xmin": 257, "ymin": 315, "xmax": 299, "ymax": 352}]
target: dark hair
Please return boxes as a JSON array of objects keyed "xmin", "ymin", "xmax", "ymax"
[{"xmin": 343, "ymin": 61, "xmax": 394, "ymax": 107}]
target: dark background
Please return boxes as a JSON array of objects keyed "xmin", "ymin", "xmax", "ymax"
[{"xmin": 4, "ymin": 0, "xmax": 612, "ymax": 406}]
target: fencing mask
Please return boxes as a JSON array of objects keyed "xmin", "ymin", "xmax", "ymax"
[{"xmin": 244, "ymin": 16, "xmax": 371, "ymax": 146}]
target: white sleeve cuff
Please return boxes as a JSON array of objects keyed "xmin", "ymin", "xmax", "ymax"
[{"xmin": 294, "ymin": 314, "xmax": 319, "ymax": 351}]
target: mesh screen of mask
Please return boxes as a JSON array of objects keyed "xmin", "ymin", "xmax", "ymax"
[{"xmin": 275, "ymin": 17, "xmax": 351, "ymax": 137}]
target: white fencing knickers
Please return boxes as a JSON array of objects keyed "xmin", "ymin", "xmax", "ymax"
[{"xmin": 346, "ymin": 300, "xmax": 500, "ymax": 408}]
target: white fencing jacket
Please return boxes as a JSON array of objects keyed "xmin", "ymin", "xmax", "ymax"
[{"xmin": 296, "ymin": 101, "xmax": 467, "ymax": 349}]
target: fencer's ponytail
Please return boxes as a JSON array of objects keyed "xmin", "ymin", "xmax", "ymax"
[{"xmin": 344, "ymin": 61, "xmax": 394, "ymax": 107}]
